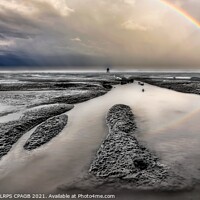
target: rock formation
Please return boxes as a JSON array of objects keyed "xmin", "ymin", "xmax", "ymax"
[
  {"xmin": 24, "ymin": 114, "xmax": 68, "ymax": 150},
  {"xmin": 89, "ymin": 104, "xmax": 184, "ymax": 189},
  {"xmin": 0, "ymin": 104, "xmax": 73, "ymax": 159}
]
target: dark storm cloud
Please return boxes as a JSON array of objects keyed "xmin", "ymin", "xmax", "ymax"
[
  {"xmin": 0, "ymin": 0, "xmax": 200, "ymax": 69},
  {"xmin": 0, "ymin": 53, "xmax": 110, "ymax": 68},
  {"xmin": 0, "ymin": 28, "xmax": 35, "ymax": 40}
]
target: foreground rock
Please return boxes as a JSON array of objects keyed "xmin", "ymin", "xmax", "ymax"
[
  {"xmin": 89, "ymin": 104, "xmax": 171, "ymax": 188},
  {"xmin": 59, "ymin": 104, "xmax": 186, "ymax": 193},
  {"xmin": 0, "ymin": 104, "xmax": 73, "ymax": 159},
  {"xmin": 24, "ymin": 114, "xmax": 68, "ymax": 151}
]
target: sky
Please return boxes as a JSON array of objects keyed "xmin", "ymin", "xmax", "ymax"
[{"xmin": 0, "ymin": 0, "xmax": 200, "ymax": 70}]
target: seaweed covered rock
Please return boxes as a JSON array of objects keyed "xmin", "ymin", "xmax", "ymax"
[
  {"xmin": 0, "ymin": 104, "xmax": 73, "ymax": 159},
  {"xmin": 24, "ymin": 114, "xmax": 68, "ymax": 151}
]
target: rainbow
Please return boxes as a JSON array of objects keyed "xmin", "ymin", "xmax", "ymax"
[
  {"xmin": 160, "ymin": 0, "xmax": 200, "ymax": 28},
  {"xmin": 149, "ymin": 107, "xmax": 200, "ymax": 136}
]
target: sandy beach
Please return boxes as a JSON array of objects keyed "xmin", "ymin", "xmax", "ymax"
[{"xmin": 0, "ymin": 77, "xmax": 200, "ymax": 199}]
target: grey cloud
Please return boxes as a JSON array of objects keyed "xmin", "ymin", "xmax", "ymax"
[
  {"xmin": 165, "ymin": 0, "xmax": 200, "ymax": 21},
  {"xmin": 0, "ymin": 0, "xmax": 200, "ymax": 69},
  {"xmin": 0, "ymin": 34, "xmax": 6, "ymax": 39}
]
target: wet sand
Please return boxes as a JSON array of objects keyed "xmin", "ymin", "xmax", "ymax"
[{"xmin": 0, "ymin": 82, "xmax": 200, "ymax": 199}]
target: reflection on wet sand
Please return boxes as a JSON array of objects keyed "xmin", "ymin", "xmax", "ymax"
[{"xmin": 0, "ymin": 82, "xmax": 200, "ymax": 199}]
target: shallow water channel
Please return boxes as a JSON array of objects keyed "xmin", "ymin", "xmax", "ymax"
[{"xmin": 0, "ymin": 82, "xmax": 200, "ymax": 199}]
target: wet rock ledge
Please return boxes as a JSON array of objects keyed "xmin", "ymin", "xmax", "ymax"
[
  {"xmin": 137, "ymin": 78, "xmax": 200, "ymax": 95},
  {"xmin": 0, "ymin": 104, "xmax": 73, "ymax": 159},
  {"xmin": 89, "ymin": 104, "xmax": 184, "ymax": 189},
  {"xmin": 24, "ymin": 114, "xmax": 68, "ymax": 151}
]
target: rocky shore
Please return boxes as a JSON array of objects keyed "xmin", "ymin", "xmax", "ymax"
[
  {"xmin": 0, "ymin": 79, "xmax": 117, "ymax": 91},
  {"xmin": 28, "ymin": 90, "xmax": 108, "ymax": 108},
  {"xmin": 0, "ymin": 73, "xmax": 121, "ymax": 160},
  {"xmin": 24, "ymin": 114, "xmax": 68, "ymax": 151},
  {"xmin": 137, "ymin": 78, "xmax": 200, "ymax": 95},
  {"xmin": 0, "ymin": 104, "xmax": 73, "ymax": 159}
]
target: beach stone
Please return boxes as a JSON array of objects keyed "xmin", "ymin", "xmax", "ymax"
[{"xmin": 24, "ymin": 114, "xmax": 68, "ymax": 151}]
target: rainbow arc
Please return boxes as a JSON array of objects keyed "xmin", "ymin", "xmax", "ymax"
[{"xmin": 160, "ymin": 0, "xmax": 200, "ymax": 28}]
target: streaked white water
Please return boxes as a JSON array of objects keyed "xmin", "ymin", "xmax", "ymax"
[{"xmin": 0, "ymin": 82, "xmax": 200, "ymax": 195}]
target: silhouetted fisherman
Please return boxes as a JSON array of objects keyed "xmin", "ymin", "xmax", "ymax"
[
  {"xmin": 107, "ymin": 68, "xmax": 110, "ymax": 73},
  {"xmin": 121, "ymin": 77, "xmax": 127, "ymax": 85},
  {"xmin": 128, "ymin": 78, "xmax": 134, "ymax": 83}
]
